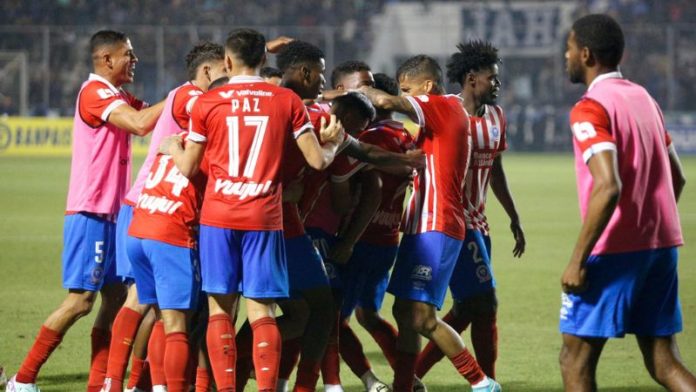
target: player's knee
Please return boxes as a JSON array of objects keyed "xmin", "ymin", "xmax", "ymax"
[
  {"xmin": 355, "ymin": 307, "xmax": 379, "ymax": 330},
  {"xmin": 65, "ymin": 294, "xmax": 97, "ymax": 318},
  {"xmin": 460, "ymin": 291, "xmax": 498, "ymax": 317},
  {"xmin": 647, "ymin": 356, "xmax": 681, "ymax": 386}
]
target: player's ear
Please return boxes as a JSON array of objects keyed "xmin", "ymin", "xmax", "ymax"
[
  {"xmin": 225, "ymin": 55, "xmax": 234, "ymax": 75},
  {"xmin": 466, "ymin": 71, "xmax": 476, "ymax": 87},
  {"xmin": 301, "ymin": 65, "xmax": 312, "ymax": 83},
  {"xmin": 202, "ymin": 64, "xmax": 211, "ymax": 82},
  {"xmin": 581, "ymin": 46, "xmax": 594, "ymax": 67},
  {"xmin": 423, "ymin": 80, "xmax": 434, "ymax": 94}
]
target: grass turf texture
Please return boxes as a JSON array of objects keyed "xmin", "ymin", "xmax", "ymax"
[{"xmin": 0, "ymin": 153, "xmax": 694, "ymax": 391}]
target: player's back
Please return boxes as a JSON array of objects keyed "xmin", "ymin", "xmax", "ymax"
[
  {"xmin": 578, "ymin": 76, "xmax": 682, "ymax": 253},
  {"xmin": 188, "ymin": 75, "xmax": 311, "ymax": 231},
  {"xmin": 402, "ymin": 93, "xmax": 470, "ymax": 241}
]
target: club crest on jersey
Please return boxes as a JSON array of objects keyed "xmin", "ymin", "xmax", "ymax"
[
  {"xmin": 490, "ymin": 126, "xmax": 500, "ymax": 139},
  {"xmin": 411, "ymin": 265, "xmax": 432, "ymax": 281}
]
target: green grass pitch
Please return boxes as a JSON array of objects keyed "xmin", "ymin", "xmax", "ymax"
[{"xmin": 1, "ymin": 153, "xmax": 694, "ymax": 391}]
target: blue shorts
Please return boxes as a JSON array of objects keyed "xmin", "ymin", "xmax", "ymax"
[
  {"xmin": 200, "ymin": 225, "xmax": 289, "ymax": 299},
  {"xmin": 305, "ymin": 227, "xmax": 343, "ymax": 289},
  {"xmin": 127, "ymin": 236, "xmax": 201, "ymax": 310},
  {"xmin": 559, "ymin": 247, "xmax": 683, "ymax": 338},
  {"xmin": 62, "ymin": 213, "xmax": 119, "ymax": 291},
  {"xmin": 449, "ymin": 230, "xmax": 495, "ymax": 301},
  {"xmin": 387, "ymin": 232, "xmax": 463, "ymax": 310},
  {"xmin": 285, "ymin": 234, "xmax": 330, "ymax": 298},
  {"xmin": 115, "ymin": 204, "xmax": 135, "ymax": 282},
  {"xmin": 341, "ymin": 241, "xmax": 398, "ymax": 318}
]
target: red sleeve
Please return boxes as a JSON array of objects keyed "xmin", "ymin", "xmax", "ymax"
[
  {"xmin": 570, "ymin": 98, "xmax": 615, "ymax": 163},
  {"xmin": 359, "ymin": 130, "xmax": 396, "ymax": 152},
  {"xmin": 172, "ymin": 86, "xmax": 203, "ymax": 129},
  {"xmin": 404, "ymin": 94, "xmax": 433, "ymax": 131},
  {"xmin": 78, "ymin": 82, "xmax": 127, "ymax": 127},
  {"xmin": 495, "ymin": 106, "xmax": 508, "ymax": 152},
  {"xmin": 121, "ymin": 89, "xmax": 148, "ymax": 110},
  {"xmin": 289, "ymin": 93, "xmax": 312, "ymax": 139},
  {"xmin": 187, "ymin": 97, "xmax": 208, "ymax": 143},
  {"xmin": 329, "ymin": 153, "xmax": 367, "ymax": 183}
]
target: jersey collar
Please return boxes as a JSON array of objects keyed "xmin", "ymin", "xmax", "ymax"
[
  {"xmin": 587, "ymin": 70, "xmax": 623, "ymax": 91},
  {"xmin": 228, "ymin": 75, "xmax": 264, "ymax": 84},
  {"xmin": 88, "ymin": 73, "xmax": 121, "ymax": 94}
]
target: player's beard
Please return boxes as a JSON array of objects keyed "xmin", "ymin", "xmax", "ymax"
[{"xmin": 567, "ymin": 60, "xmax": 584, "ymax": 84}]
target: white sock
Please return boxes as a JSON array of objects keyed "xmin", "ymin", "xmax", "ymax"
[
  {"xmin": 152, "ymin": 385, "xmax": 168, "ymax": 392},
  {"xmin": 325, "ymin": 384, "xmax": 345, "ymax": 392},
  {"xmin": 472, "ymin": 376, "xmax": 491, "ymax": 388},
  {"xmin": 360, "ymin": 369, "xmax": 379, "ymax": 388},
  {"xmin": 277, "ymin": 378, "xmax": 289, "ymax": 392}
]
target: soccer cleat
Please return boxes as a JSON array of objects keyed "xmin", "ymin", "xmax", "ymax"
[
  {"xmin": 471, "ymin": 379, "xmax": 501, "ymax": 392},
  {"xmin": 412, "ymin": 377, "xmax": 427, "ymax": 392},
  {"xmin": 152, "ymin": 385, "xmax": 168, "ymax": 392},
  {"xmin": 124, "ymin": 388, "xmax": 146, "ymax": 392},
  {"xmin": 5, "ymin": 375, "xmax": 41, "ymax": 392},
  {"xmin": 368, "ymin": 380, "xmax": 392, "ymax": 392}
]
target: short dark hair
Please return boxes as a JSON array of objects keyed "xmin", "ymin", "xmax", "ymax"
[
  {"xmin": 446, "ymin": 40, "xmax": 501, "ymax": 85},
  {"xmin": 186, "ymin": 41, "xmax": 225, "ymax": 80},
  {"xmin": 373, "ymin": 73, "xmax": 399, "ymax": 97},
  {"xmin": 225, "ymin": 28, "xmax": 266, "ymax": 68},
  {"xmin": 572, "ymin": 14, "xmax": 624, "ymax": 68},
  {"xmin": 208, "ymin": 76, "xmax": 229, "ymax": 90},
  {"xmin": 260, "ymin": 66, "xmax": 283, "ymax": 79},
  {"xmin": 330, "ymin": 60, "xmax": 371, "ymax": 89},
  {"xmin": 332, "ymin": 92, "xmax": 376, "ymax": 123},
  {"xmin": 396, "ymin": 55, "xmax": 442, "ymax": 86},
  {"xmin": 276, "ymin": 40, "xmax": 324, "ymax": 72},
  {"xmin": 90, "ymin": 30, "xmax": 128, "ymax": 54}
]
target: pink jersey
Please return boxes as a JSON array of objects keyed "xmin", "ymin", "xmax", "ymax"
[
  {"xmin": 358, "ymin": 120, "xmax": 415, "ymax": 246},
  {"xmin": 66, "ymin": 73, "xmax": 146, "ymax": 216},
  {"xmin": 571, "ymin": 72, "xmax": 683, "ymax": 254},
  {"xmin": 401, "ymin": 94, "xmax": 471, "ymax": 241},
  {"xmin": 463, "ymin": 105, "xmax": 507, "ymax": 235},
  {"xmin": 125, "ymin": 82, "xmax": 203, "ymax": 205},
  {"xmin": 188, "ymin": 75, "xmax": 312, "ymax": 231}
]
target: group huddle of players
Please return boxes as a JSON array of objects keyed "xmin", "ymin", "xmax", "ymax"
[{"xmin": 7, "ymin": 26, "xmax": 522, "ymax": 392}]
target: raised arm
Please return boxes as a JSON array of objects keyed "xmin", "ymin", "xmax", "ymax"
[
  {"xmin": 490, "ymin": 155, "xmax": 525, "ymax": 257},
  {"xmin": 108, "ymin": 99, "xmax": 166, "ymax": 136},
  {"xmin": 343, "ymin": 141, "xmax": 424, "ymax": 170},
  {"xmin": 359, "ymin": 86, "xmax": 419, "ymax": 123},
  {"xmin": 160, "ymin": 135, "xmax": 205, "ymax": 178},
  {"xmin": 296, "ymin": 115, "xmax": 344, "ymax": 170}
]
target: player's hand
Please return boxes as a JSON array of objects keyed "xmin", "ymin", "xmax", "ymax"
[
  {"xmin": 282, "ymin": 179, "xmax": 304, "ymax": 203},
  {"xmin": 320, "ymin": 114, "xmax": 345, "ymax": 144},
  {"xmin": 405, "ymin": 149, "xmax": 426, "ymax": 169},
  {"xmin": 561, "ymin": 262, "xmax": 588, "ymax": 294},
  {"xmin": 159, "ymin": 134, "xmax": 183, "ymax": 155},
  {"xmin": 266, "ymin": 36, "xmax": 294, "ymax": 53},
  {"xmin": 329, "ymin": 240, "xmax": 354, "ymax": 265},
  {"xmin": 320, "ymin": 89, "xmax": 347, "ymax": 101},
  {"xmin": 510, "ymin": 221, "xmax": 526, "ymax": 258}
]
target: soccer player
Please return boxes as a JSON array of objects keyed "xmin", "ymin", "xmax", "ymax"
[
  {"xmin": 416, "ymin": 40, "xmax": 525, "ymax": 381},
  {"xmin": 261, "ymin": 66, "xmax": 284, "ymax": 86},
  {"xmin": 333, "ymin": 73, "xmax": 417, "ymax": 392},
  {"xmin": 559, "ymin": 14, "xmax": 695, "ymax": 391},
  {"xmin": 102, "ymin": 41, "xmax": 227, "ymax": 392},
  {"xmin": 360, "ymin": 55, "xmax": 500, "ymax": 392},
  {"xmin": 162, "ymin": 29, "xmax": 345, "ymax": 392},
  {"xmin": 7, "ymin": 30, "xmax": 165, "ymax": 392}
]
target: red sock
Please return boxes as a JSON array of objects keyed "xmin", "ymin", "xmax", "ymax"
[
  {"xmin": 164, "ymin": 332, "xmax": 190, "ymax": 392},
  {"xmin": 16, "ymin": 325, "xmax": 63, "ymax": 383},
  {"xmin": 206, "ymin": 314, "xmax": 236, "ymax": 392},
  {"xmin": 126, "ymin": 357, "xmax": 145, "ymax": 389},
  {"xmin": 368, "ymin": 317, "xmax": 399, "ymax": 369},
  {"xmin": 87, "ymin": 327, "xmax": 112, "ymax": 391},
  {"xmin": 450, "ymin": 348, "xmax": 485, "ymax": 385},
  {"xmin": 148, "ymin": 321, "xmax": 166, "ymax": 386},
  {"xmin": 105, "ymin": 307, "xmax": 143, "ymax": 390},
  {"xmin": 471, "ymin": 313, "xmax": 497, "ymax": 378},
  {"xmin": 392, "ymin": 350, "xmax": 417, "ymax": 392},
  {"xmin": 252, "ymin": 317, "xmax": 281, "ymax": 391},
  {"xmin": 338, "ymin": 319, "xmax": 371, "ymax": 378},
  {"xmin": 134, "ymin": 360, "xmax": 152, "ymax": 390},
  {"xmin": 195, "ymin": 367, "xmax": 211, "ymax": 392},
  {"xmin": 279, "ymin": 337, "xmax": 302, "ymax": 379},
  {"xmin": 415, "ymin": 309, "xmax": 471, "ymax": 378},
  {"xmin": 293, "ymin": 358, "xmax": 321, "ymax": 392}
]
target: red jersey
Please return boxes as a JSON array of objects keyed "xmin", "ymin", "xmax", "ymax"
[
  {"xmin": 129, "ymin": 152, "xmax": 207, "ymax": 248},
  {"xmin": 187, "ymin": 76, "xmax": 312, "ymax": 231},
  {"xmin": 401, "ymin": 94, "xmax": 470, "ymax": 240},
  {"xmin": 357, "ymin": 120, "xmax": 415, "ymax": 246},
  {"xmin": 463, "ymin": 105, "xmax": 507, "ymax": 235},
  {"xmin": 299, "ymin": 105, "xmax": 365, "ymax": 234}
]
